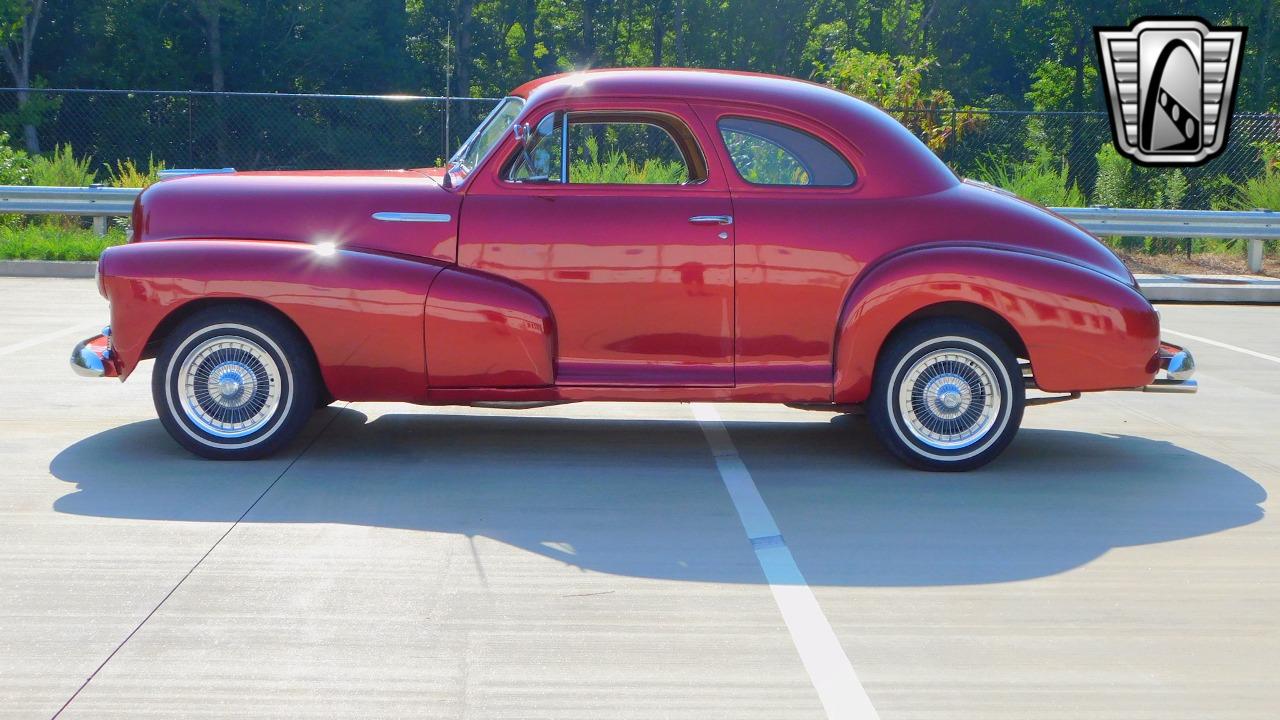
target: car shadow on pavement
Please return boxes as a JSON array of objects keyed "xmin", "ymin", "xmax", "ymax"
[{"xmin": 49, "ymin": 406, "xmax": 1267, "ymax": 588}]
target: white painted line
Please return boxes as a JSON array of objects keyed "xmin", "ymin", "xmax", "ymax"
[
  {"xmin": 1165, "ymin": 328, "xmax": 1280, "ymax": 365},
  {"xmin": 0, "ymin": 323, "xmax": 98, "ymax": 357},
  {"xmin": 693, "ymin": 403, "xmax": 880, "ymax": 720}
]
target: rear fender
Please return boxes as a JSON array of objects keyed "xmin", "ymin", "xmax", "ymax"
[
  {"xmin": 832, "ymin": 246, "xmax": 1160, "ymax": 402},
  {"xmin": 98, "ymin": 240, "xmax": 445, "ymax": 402}
]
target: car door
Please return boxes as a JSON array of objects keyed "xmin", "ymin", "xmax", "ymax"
[
  {"xmin": 459, "ymin": 99, "xmax": 735, "ymax": 386},
  {"xmin": 692, "ymin": 104, "xmax": 863, "ymax": 391}
]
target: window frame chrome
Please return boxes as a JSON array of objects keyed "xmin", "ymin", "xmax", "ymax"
[{"xmin": 447, "ymin": 96, "xmax": 525, "ymax": 187}]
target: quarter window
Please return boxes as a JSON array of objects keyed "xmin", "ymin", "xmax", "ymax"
[
  {"xmin": 718, "ymin": 116, "xmax": 856, "ymax": 187},
  {"xmin": 508, "ymin": 113, "xmax": 563, "ymax": 182}
]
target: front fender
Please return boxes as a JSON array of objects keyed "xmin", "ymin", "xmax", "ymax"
[
  {"xmin": 425, "ymin": 267, "xmax": 556, "ymax": 387},
  {"xmin": 99, "ymin": 240, "xmax": 445, "ymax": 402},
  {"xmin": 832, "ymin": 246, "xmax": 1160, "ymax": 403}
]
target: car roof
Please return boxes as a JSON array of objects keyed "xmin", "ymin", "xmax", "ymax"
[{"xmin": 510, "ymin": 68, "xmax": 957, "ymax": 197}]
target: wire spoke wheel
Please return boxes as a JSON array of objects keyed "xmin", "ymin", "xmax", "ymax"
[
  {"xmin": 870, "ymin": 320, "xmax": 1024, "ymax": 471},
  {"xmin": 155, "ymin": 309, "xmax": 318, "ymax": 460},
  {"xmin": 897, "ymin": 348, "xmax": 1002, "ymax": 451},
  {"xmin": 178, "ymin": 335, "xmax": 282, "ymax": 438}
]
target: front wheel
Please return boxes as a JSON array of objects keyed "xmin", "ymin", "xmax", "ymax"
[
  {"xmin": 868, "ymin": 319, "xmax": 1024, "ymax": 471},
  {"xmin": 152, "ymin": 306, "xmax": 318, "ymax": 460}
]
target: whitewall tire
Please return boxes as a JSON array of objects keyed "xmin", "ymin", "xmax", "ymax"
[
  {"xmin": 152, "ymin": 305, "xmax": 318, "ymax": 460},
  {"xmin": 868, "ymin": 318, "xmax": 1024, "ymax": 471}
]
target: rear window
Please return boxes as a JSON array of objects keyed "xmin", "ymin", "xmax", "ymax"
[{"xmin": 718, "ymin": 117, "xmax": 856, "ymax": 187}]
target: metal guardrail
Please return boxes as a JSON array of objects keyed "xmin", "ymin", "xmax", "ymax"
[
  {"xmin": 0, "ymin": 185, "xmax": 139, "ymax": 215},
  {"xmin": 0, "ymin": 185, "xmax": 1274, "ymax": 271},
  {"xmin": 0, "ymin": 185, "xmax": 139, "ymax": 236},
  {"xmin": 1049, "ymin": 206, "xmax": 1279, "ymax": 272}
]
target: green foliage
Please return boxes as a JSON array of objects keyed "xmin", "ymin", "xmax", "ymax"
[
  {"xmin": 973, "ymin": 149, "xmax": 1085, "ymax": 207},
  {"xmin": 722, "ymin": 131, "xmax": 808, "ymax": 185},
  {"xmin": 1093, "ymin": 143, "xmax": 1137, "ymax": 208},
  {"xmin": 1230, "ymin": 172, "xmax": 1280, "ymax": 212},
  {"xmin": 568, "ymin": 155, "xmax": 686, "ymax": 185},
  {"xmin": 1025, "ymin": 61, "xmax": 1075, "ymax": 111},
  {"xmin": 1093, "ymin": 143, "xmax": 1188, "ymax": 209},
  {"xmin": 1094, "ymin": 142, "xmax": 1198, "ymax": 253},
  {"xmin": 1223, "ymin": 148, "xmax": 1280, "ymax": 217},
  {"xmin": 28, "ymin": 143, "xmax": 95, "ymax": 186},
  {"xmin": 105, "ymin": 155, "xmax": 165, "ymax": 188},
  {"xmin": 0, "ymin": 130, "xmax": 29, "ymax": 185},
  {"xmin": 10, "ymin": 0, "xmax": 1279, "ymax": 114},
  {"xmin": 568, "ymin": 135, "xmax": 685, "ymax": 184},
  {"xmin": 812, "ymin": 44, "xmax": 981, "ymax": 152},
  {"xmin": 1255, "ymin": 139, "xmax": 1280, "ymax": 177},
  {"xmin": 0, "ymin": 224, "xmax": 126, "ymax": 261}
]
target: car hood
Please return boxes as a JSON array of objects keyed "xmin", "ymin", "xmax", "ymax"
[{"xmin": 132, "ymin": 169, "xmax": 460, "ymax": 263}]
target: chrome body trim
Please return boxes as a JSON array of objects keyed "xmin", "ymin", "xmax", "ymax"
[
  {"xmin": 157, "ymin": 168, "xmax": 236, "ymax": 178},
  {"xmin": 371, "ymin": 212, "xmax": 452, "ymax": 223},
  {"xmin": 689, "ymin": 215, "xmax": 733, "ymax": 225},
  {"xmin": 560, "ymin": 111, "xmax": 570, "ymax": 184},
  {"xmin": 1134, "ymin": 379, "xmax": 1199, "ymax": 393},
  {"xmin": 1127, "ymin": 342, "xmax": 1198, "ymax": 393},
  {"xmin": 71, "ymin": 335, "xmax": 108, "ymax": 377},
  {"xmin": 71, "ymin": 341, "xmax": 105, "ymax": 377},
  {"xmin": 1164, "ymin": 348, "xmax": 1196, "ymax": 381}
]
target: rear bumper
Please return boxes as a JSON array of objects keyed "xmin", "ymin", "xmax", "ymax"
[
  {"xmin": 70, "ymin": 327, "xmax": 121, "ymax": 378},
  {"xmin": 1136, "ymin": 341, "xmax": 1197, "ymax": 393}
]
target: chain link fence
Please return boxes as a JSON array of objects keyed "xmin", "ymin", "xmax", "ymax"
[
  {"xmin": 0, "ymin": 88, "xmax": 1277, "ymax": 211},
  {"xmin": 897, "ymin": 108, "xmax": 1280, "ymax": 209},
  {"xmin": 0, "ymin": 88, "xmax": 498, "ymax": 172}
]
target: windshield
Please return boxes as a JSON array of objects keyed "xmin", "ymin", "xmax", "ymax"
[{"xmin": 447, "ymin": 97, "xmax": 524, "ymax": 183}]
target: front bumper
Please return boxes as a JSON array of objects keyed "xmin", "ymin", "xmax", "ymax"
[
  {"xmin": 1137, "ymin": 341, "xmax": 1197, "ymax": 393},
  {"xmin": 70, "ymin": 327, "xmax": 121, "ymax": 378}
]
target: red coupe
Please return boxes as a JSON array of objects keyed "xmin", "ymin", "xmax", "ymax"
[{"xmin": 72, "ymin": 69, "xmax": 1196, "ymax": 470}]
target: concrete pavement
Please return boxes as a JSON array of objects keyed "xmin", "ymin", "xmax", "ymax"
[{"xmin": 1, "ymin": 278, "xmax": 1276, "ymax": 718}]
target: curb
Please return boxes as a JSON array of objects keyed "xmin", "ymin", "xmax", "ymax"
[
  {"xmin": 1136, "ymin": 274, "xmax": 1280, "ymax": 304},
  {"xmin": 0, "ymin": 260, "xmax": 96, "ymax": 278}
]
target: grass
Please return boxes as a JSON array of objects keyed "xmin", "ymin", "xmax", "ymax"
[
  {"xmin": 0, "ymin": 224, "xmax": 127, "ymax": 261},
  {"xmin": 106, "ymin": 156, "xmax": 166, "ymax": 188},
  {"xmin": 971, "ymin": 150, "xmax": 1086, "ymax": 207}
]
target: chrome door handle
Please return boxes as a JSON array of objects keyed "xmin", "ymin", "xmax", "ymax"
[
  {"xmin": 371, "ymin": 212, "xmax": 452, "ymax": 223},
  {"xmin": 688, "ymin": 215, "xmax": 733, "ymax": 225}
]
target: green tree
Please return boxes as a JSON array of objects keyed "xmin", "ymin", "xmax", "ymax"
[
  {"xmin": 813, "ymin": 43, "xmax": 979, "ymax": 152},
  {"xmin": 0, "ymin": 0, "xmax": 44, "ymax": 152}
]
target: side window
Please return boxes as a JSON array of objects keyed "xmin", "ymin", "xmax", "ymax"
[
  {"xmin": 717, "ymin": 116, "xmax": 856, "ymax": 187},
  {"xmin": 567, "ymin": 120, "xmax": 691, "ymax": 184},
  {"xmin": 506, "ymin": 111, "xmax": 706, "ymax": 185}
]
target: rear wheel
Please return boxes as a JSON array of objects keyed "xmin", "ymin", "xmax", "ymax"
[
  {"xmin": 868, "ymin": 318, "xmax": 1024, "ymax": 471},
  {"xmin": 152, "ymin": 306, "xmax": 317, "ymax": 460}
]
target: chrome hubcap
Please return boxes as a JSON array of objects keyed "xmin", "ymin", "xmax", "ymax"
[
  {"xmin": 178, "ymin": 336, "xmax": 282, "ymax": 438},
  {"xmin": 898, "ymin": 349, "xmax": 1001, "ymax": 450}
]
